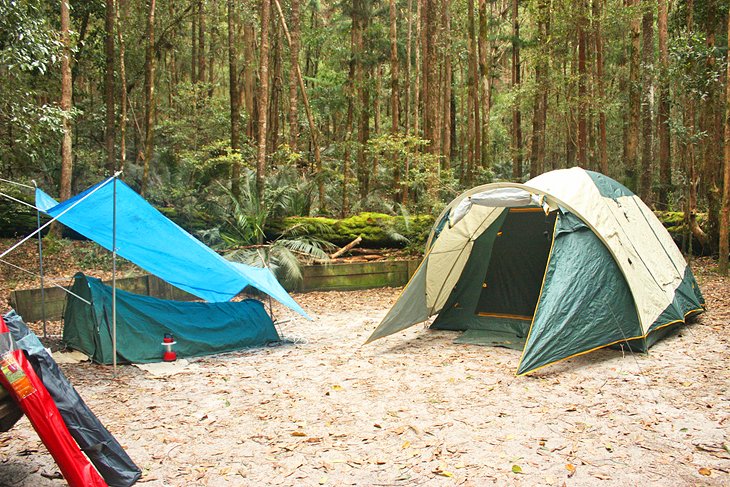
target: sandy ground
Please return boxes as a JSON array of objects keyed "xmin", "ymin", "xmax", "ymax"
[{"xmin": 1, "ymin": 273, "xmax": 729, "ymax": 486}]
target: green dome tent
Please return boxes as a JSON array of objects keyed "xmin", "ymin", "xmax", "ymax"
[{"xmin": 366, "ymin": 168, "xmax": 705, "ymax": 375}]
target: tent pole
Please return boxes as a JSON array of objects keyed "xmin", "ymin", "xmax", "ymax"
[
  {"xmin": 32, "ymin": 181, "xmax": 47, "ymax": 338},
  {"xmin": 112, "ymin": 177, "xmax": 117, "ymax": 377}
]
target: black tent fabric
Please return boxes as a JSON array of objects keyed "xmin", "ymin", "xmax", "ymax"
[{"xmin": 4, "ymin": 310, "xmax": 141, "ymax": 487}]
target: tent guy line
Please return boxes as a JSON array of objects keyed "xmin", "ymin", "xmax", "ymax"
[
  {"xmin": 0, "ymin": 258, "xmax": 91, "ymax": 305},
  {"xmin": 0, "ymin": 172, "xmax": 122, "ymax": 261}
]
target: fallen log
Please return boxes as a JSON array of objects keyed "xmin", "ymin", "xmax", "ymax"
[{"xmin": 330, "ymin": 235, "xmax": 363, "ymax": 259}]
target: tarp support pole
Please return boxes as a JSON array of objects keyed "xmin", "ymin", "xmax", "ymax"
[
  {"xmin": 33, "ymin": 181, "xmax": 47, "ymax": 338},
  {"xmin": 112, "ymin": 177, "xmax": 118, "ymax": 376}
]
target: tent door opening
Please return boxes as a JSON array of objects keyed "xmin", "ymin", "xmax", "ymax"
[
  {"xmin": 431, "ymin": 207, "xmax": 557, "ymax": 350},
  {"xmin": 475, "ymin": 208, "xmax": 557, "ymax": 320}
]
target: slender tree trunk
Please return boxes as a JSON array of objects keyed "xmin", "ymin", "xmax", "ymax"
[
  {"xmin": 404, "ymin": 0, "xmax": 412, "ymax": 135},
  {"xmin": 657, "ymin": 0, "xmax": 670, "ymax": 207},
  {"xmin": 198, "ymin": 0, "xmax": 206, "ymax": 85},
  {"xmin": 255, "ymin": 0, "xmax": 272, "ymax": 209},
  {"xmin": 390, "ymin": 0, "xmax": 402, "ymax": 202},
  {"xmin": 466, "ymin": 0, "xmax": 479, "ymax": 183},
  {"xmin": 718, "ymin": 10, "xmax": 730, "ymax": 274},
  {"xmin": 141, "ymin": 0, "xmax": 156, "ymax": 196},
  {"xmin": 478, "ymin": 0, "xmax": 489, "ymax": 169},
  {"xmin": 104, "ymin": 0, "xmax": 116, "ymax": 173},
  {"xmin": 273, "ymin": 0, "xmax": 323, "ymax": 206},
  {"xmin": 511, "ymin": 0, "xmax": 522, "ymax": 180},
  {"xmin": 596, "ymin": 0, "xmax": 607, "ymax": 175},
  {"xmin": 288, "ymin": 0, "xmax": 301, "ymax": 149},
  {"xmin": 60, "ymin": 0, "xmax": 73, "ymax": 202},
  {"xmin": 268, "ymin": 20, "xmax": 282, "ymax": 155},
  {"xmin": 228, "ymin": 0, "xmax": 241, "ymax": 199},
  {"xmin": 577, "ymin": 0, "xmax": 588, "ymax": 167},
  {"xmin": 243, "ymin": 22, "xmax": 256, "ymax": 141},
  {"xmin": 414, "ymin": 0, "xmax": 420, "ymax": 138},
  {"xmin": 626, "ymin": 0, "xmax": 641, "ymax": 190},
  {"xmin": 640, "ymin": 0, "xmax": 654, "ymax": 204},
  {"xmin": 191, "ymin": 5, "xmax": 197, "ymax": 83},
  {"xmin": 529, "ymin": 0, "xmax": 547, "ymax": 177},
  {"xmin": 116, "ymin": 0, "xmax": 128, "ymax": 169},
  {"xmin": 342, "ymin": 23, "xmax": 357, "ymax": 216}
]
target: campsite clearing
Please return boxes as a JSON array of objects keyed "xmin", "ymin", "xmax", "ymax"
[{"xmin": 1, "ymin": 262, "xmax": 729, "ymax": 486}]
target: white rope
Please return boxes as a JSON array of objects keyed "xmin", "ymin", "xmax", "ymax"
[
  {"xmin": 0, "ymin": 258, "xmax": 91, "ymax": 305},
  {"xmin": 0, "ymin": 171, "xmax": 122, "ymax": 260},
  {"xmin": 0, "ymin": 191, "xmax": 39, "ymax": 210},
  {"xmin": 0, "ymin": 177, "xmax": 34, "ymax": 189}
]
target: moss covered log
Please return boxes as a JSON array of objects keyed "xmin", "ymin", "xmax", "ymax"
[{"xmin": 266, "ymin": 212, "xmax": 435, "ymax": 248}]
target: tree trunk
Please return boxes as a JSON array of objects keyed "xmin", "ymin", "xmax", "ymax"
[
  {"xmin": 657, "ymin": 0, "xmax": 670, "ymax": 208},
  {"xmin": 273, "ymin": 0, "xmax": 323, "ymax": 206},
  {"xmin": 198, "ymin": 0, "xmax": 206, "ymax": 85},
  {"xmin": 141, "ymin": 0, "xmax": 156, "ymax": 196},
  {"xmin": 268, "ymin": 20, "xmax": 282, "ymax": 155},
  {"xmin": 595, "ymin": 0, "xmax": 607, "ymax": 175},
  {"xmin": 191, "ymin": 5, "xmax": 197, "ymax": 83},
  {"xmin": 719, "ymin": 10, "xmax": 730, "ymax": 274},
  {"xmin": 478, "ymin": 0, "xmax": 491, "ymax": 170},
  {"xmin": 243, "ymin": 22, "xmax": 256, "ymax": 141},
  {"xmin": 467, "ymin": 0, "xmax": 479, "ymax": 176},
  {"xmin": 228, "ymin": 0, "xmax": 241, "ymax": 199},
  {"xmin": 529, "ymin": 0, "xmax": 548, "ymax": 177},
  {"xmin": 116, "ymin": 0, "xmax": 128, "ymax": 169},
  {"xmin": 60, "ymin": 0, "xmax": 73, "ymax": 202},
  {"xmin": 577, "ymin": 0, "xmax": 588, "ymax": 167},
  {"xmin": 414, "ymin": 0, "xmax": 421, "ymax": 138},
  {"xmin": 511, "ymin": 0, "xmax": 522, "ymax": 180},
  {"xmin": 390, "ymin": 0, "xmax": 402, "ymax": 202},
  {"xmin": 626, "ymin": 0, "xmax": 641, "ymax": 190},
  {"xmin": 104, "ymin": 0, "xmax": 116, "ymax": 173},
  {"xmin": 288, "ymin": 0, "xmax": 301, "ymax": 150},
  {"xmin": 256, "ymin": 0, "xmax": 272, "ymax": 210},
  {"xmin": 640, "ymin": 0, "xmax": 654, "ymax": 204}
]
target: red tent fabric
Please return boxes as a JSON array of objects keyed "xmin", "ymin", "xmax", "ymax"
[{"xmin": 0, "ymin": 316, "xmax": 107, "ymax": 487}]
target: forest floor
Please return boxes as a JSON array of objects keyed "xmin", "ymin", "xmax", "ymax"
[{"xmin": 0, "ymin": 242, "xmax": 728, "ymax": 485}]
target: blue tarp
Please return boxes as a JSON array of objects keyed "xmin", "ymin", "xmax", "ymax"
[{"xmin": 36, "ymin": 178, "xmax": 310, "ymax": 319}]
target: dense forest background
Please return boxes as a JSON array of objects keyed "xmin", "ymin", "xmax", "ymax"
[{"xmin": 1, "ymin": 0, "xmax": 729, "ymax": 271}]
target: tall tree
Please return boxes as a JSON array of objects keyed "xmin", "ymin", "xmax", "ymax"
[
  {"xmin": 595, "ymin": 0, "xmax": 607, "ymax": 175},
  {"xmin": 256, "ymin": 0, "xmax": 272, "ymax": 208},
  {"xmin": 577, "ymin": 0, "xmax": 588, "ymax": 167},
  {"xmin": 59, "ymin": 0, "xmax": 73, "ymax": 201},
  {"xmin": 288, "ymin": 0, "xmax": 301, "ymax": 149},
  {"xmin": 198, "ymin": 0, "xmax": 206, "ymax": 84},
  {"xmin": 719, "ymin": 10, "xmax": 730, "ymax": 274},
  {"xmin": 104, "ymin": 0, "xmax": 116, "ymax": 173},
  {"xmin": 478, "ymin": 0, "xmax": 491, "ymax": 170},
  {"xmin": 626, "ymin": 0, "xmax": 641, "ymax": 188},
  {"xmin": 228, "ymin": 0, "xmax": 241, "ymax": 198},
  {"xmin": 390, "ymin": 0, "xmax": 401, "ymax": 201},
  {"xmin": 529, "ymin": 0, "xmax": 548, "ymax": 177},
  {"xmin": 467, "ymin": 0, "xmax": 480, "ymax": 182},
  {"xmin": 511, "ymin": 0, "xmax": 522, "ymax": 180},
  {"xmin": 656, "ymin": 0, "xmax": 670, "ymax": 207},
  {"xmin": 141, "ymin": 0, "xmax": 157, "ymax": 196},
  {"xmin": 639, "ymin": 0, "xmax": 654, "ymax": 204},
  {"xmin": 116, "ymin": 0, "xmax": 128, "ymax": 169}
]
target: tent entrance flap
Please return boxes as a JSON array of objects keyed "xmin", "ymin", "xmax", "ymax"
[{"xmin": 475, "ymin": 208, "xmax": 557, "ymax": 319}]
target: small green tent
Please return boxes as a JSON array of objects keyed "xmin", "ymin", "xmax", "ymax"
[
  {"xmin": 366, "ymin": 168, "xmax": 705, "ymax": 375},
  {"xmin": 64, "ymin": 273, "xmax": 279, "ymax": 364}
]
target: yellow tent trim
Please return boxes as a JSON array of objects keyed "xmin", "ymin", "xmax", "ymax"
[
  {"xmin": 476, "ymin": 312, "xmax": 532, "ymax": 321},
  {"xmin": 516, "ymin": 307, "xmax": 705, "ymax": 376},
  {"xmin": 515, "ymin": 215, "xmax": 559, "ymax": 371}
]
